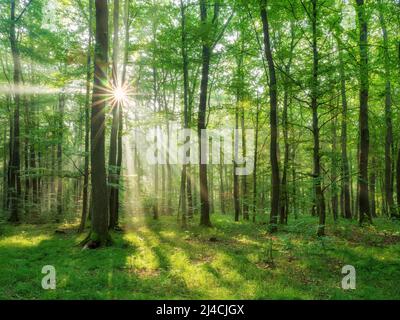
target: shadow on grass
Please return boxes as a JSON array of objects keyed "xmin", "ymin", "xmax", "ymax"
[{"xmin": 1, "ymin": 216, "xmax": 399, "ymax": 300}]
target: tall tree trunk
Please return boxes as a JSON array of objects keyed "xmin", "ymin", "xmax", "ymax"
[
  {"xmin": 8, "ymin": 0, "xmax": 22, "ymax": 222},
  {"xmin": 280, "ymin": 24, "xmax": 294, "ymax": 225},
  {"xmin": 331, "ymin": 107, "xmax": 339, "ymax": 222},
  {"xmin": 3, "ymin": 123, "xmax": 8, "ymax": 211},
  {"xmin": 79, "ymin": 0, "xmax": 94, "ymax": 233},
  {"xmin": 233, "ymin": 55, "xmax": 242, "ymax": 223},
  {"xmin": 56, "ymin": 94, "xmax": 64, "ymax": 221},
  {"xmin": 292, "ymin": 146, "xmax": 298, "ymax": 219},
  {"xmin": 241, "ymin": 92, "xmax": 249, "ymax": 220},
  {"xmin": 219, "ymin": 142, "xmax": 225, "ymax": 215},
  {"xmin": 152, "ymin": 24, "xmax": 159, "ymax": 220},
  {"xmin": 239, "ymin": 38, "xmax": 248, "ymax": 220},
  {"xmin": 260, "ymin": 0, "xmax": 280, "ymax": 233},
  {"xmin": 108, "ymin": 0, "xmax": 120, "ymax": 230},
  {"xmin": 85, "ymin": 0, "xmax": 111, "ymax": 247},
  {"xmin": 29, "ymin": 95, "xmax": 38, "ymax": 217},
  {"xmin": 198, "ymin": 0, "xmax": 214, "ymax": 227},
  {"xmin": 356, "ymin": 0, "xmax": 372, "ymax": 225},
  {"xmin": 252, "ymin": 96, "xmax": 260, "ymax": 223},
  {"xmin": 397, "ymin": 24, "xmax": 400, "ymax": 213},
  {"xmin": 309, "ymin": 0, "xmax": 326, "ymax": 236},
  {"xmin": 369, "ymin": 156, "xmax": 377, "ymax": 217},
  {"xmin": 24, "ymin": 97, "xmax": 30, "ymax": 207},
  {"xmin": 338, "ymin": 39, "xmax": 352, "ymax": 219},
  {"xmin": 115, "ymin": 0, "xmax": 129, "ymax": 226},
  {"xmin": 378, "ymin": 3, "xmax": 397, "ymax": 219}
]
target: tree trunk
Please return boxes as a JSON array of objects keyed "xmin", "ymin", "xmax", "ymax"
[
  {"xmin": 252, "ymin": 96, "xmax": 260, "ymax": 223},
  {"xmin": 369, "ymin": 157, "xmax": 377, "ymax": 217},
  {"xmin": 338, "ymin": 39, "xmax": 352, "ymax": 219},
  {"xmin": 56, "ymin": 94, "xmax": 64, "ymax": 221},
  {"xmin": 397, "ymin": 25, "xmax": 400, "ymax": 213},
  {"xmin": 198, "ymin": 0, "xmax": 214, "ymax": 227},
  {"xmin": 233, "ymin": 54, "xmax": 242, "ymax": 223},
  {"xmin": 260, "ymin": 0, "xmax": 280, "ymax": 233},
  {"xmin": 115, "ymin": 0, "xmax": 129, "ymax": 225},
  {"xmin": 378, "ymin": 3, "xmax": 397, "ymax": 219},
  {"xmin": 219, "ymin": 143, "xmax": 225, "ymax": 215},
  {"xmin": 85, "ymin": 0, "xmax": 111, "ymax": 247},
  {"xmin": 356, "ymin": 0, "xmax": 372, "ymax": 225},
  {"xmin": 241, "ymin": 92, "xmax": 248, "ymax": 220},
  {"xmin": 108, "ymin": 0, "xmax": 120, "ymax": 230},
  {"xmin": 308, "ymin": 0, "xmax": 326, "ymax": 236},
  {"xmin": 331, "ymin": 106, "xmax": 339, "ymax": 222},
  {"xmin": 79, "ymin": 0, "xmax": 94, "ymax": 233},
  {"xmin": 3, "ymin": 124, "xmax": 8, "ymax": 211},
  {"xmin": 8, "ymin": 0, "xmax": 22, "ymax": 223}
]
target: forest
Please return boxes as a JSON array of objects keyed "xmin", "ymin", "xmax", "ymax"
[{"xmin": 0, "ymin": 0, "xmax": 399, "ymax": 300}]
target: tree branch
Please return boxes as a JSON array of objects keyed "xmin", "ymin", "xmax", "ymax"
[{"xmin": 15, "ymin": 0, "xmax": 34, "ymax": 23}]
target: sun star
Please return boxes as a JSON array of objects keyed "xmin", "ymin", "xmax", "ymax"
[{"xmin": 113, "ymin": 86, "xmax": 127, "ymax": 103}]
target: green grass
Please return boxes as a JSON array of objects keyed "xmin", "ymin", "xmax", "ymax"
[{"xmin": 0, "ymin": 214, "xmax": 399, "ymax": 300}]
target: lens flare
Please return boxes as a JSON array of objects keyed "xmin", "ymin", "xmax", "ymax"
[{"xmin": 113, "ymin": 86, "xmax": 127, "ymax": 103}]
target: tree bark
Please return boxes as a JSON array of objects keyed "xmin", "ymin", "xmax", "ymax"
[
  {"xmin": 86, "ymin": 0, "xmax": 111, "ymax": 247},
  {"xmin": 338, "ymin": 39, "xmax": 352, "ymax": 219},
  {"xmin": 79, "ymin": 0, "xmax": 94, "ymax": 233},
  {"xmin": 309, "ymin": 0, "xmax": 326, "ymax": 236},
  {"xmin": 369, "ymin": 156, "xmax": 377, "ymax": 217},
  {"xmin": 56, "ymin": 93, "xmax": 64, "ymax": 221},
  {"xmin": 260, "ymin": 0, "xmax": 280, "ymax": 233},
  {"xmin": 356, "ymin": 0, "xmax": 372, "ymax": 225},
  {"xmin": 252, "ymin": 96, "xmax": 260, "ymax": 222},
  {"xmin": 198, "ymin": 0, "xmax": 215, "ymax": 227},
  {"xmin": 331, "ymin": 106, "xmax": 339, "ymax": 222},
  {"xmin": 378, "ymin": 3, "xmax": 397, "ymax": 219},
  {"xmin": 179, "ymin": 0, "xmax": 190, "ymax": 227},
  {"xmin": 8, "ymin": 0, "xmax": 22, "ymax": 223},
  {"xmin": 108, "ymin": 0, "xmax": 120, "ymax": 230}
]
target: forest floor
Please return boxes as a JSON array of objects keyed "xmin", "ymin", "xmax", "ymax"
[{"xmin": 0, "ymin": 214, "xmax": 399, "ymax": 300}]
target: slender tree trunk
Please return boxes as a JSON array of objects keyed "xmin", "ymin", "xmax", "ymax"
[
  {"xmin": 331, "ymin": 107, "xmax": 339, "ymax": 222},
  {"xmin": 3, "ymin": 123, "xmax": 8, "ymax": 211},
  {"xmin": 338, "ymin": 40, "xmax": 352, "ymax": 219},
  {"xmin": 280, "ymin": 73, "xmax": 290, "ymax": 225},
  {"xmin": 24, "ymin": 97, "xmax": 30, "ymax": 207},
  {"xmin": 219, "ymin": 146, "xmax": 225, "ymax": 215},
  {"xmin": 369, "ymin": 156, "xmax": 377, "ymax": 217},
  {"xmin": 292, "ymin": 146, "xmax": 298, "ymax": 219},
  {"xmin": 241, "ymin": 93, "xmax": 248, "ymax": 220},
  {"xmin": 252, "ymin": 96, "xmax": 260, "ymax": 223},
  {"xmin": 260, "ymin": 0, "xmax": 280, "ymax": 233},
  {"xmin": 308, "ymin": 0, "xmax": 326, "ymax": 236},
  {"xmin": 79, "ymin": 0, "xmax": 94, "ymax": 233},
  {"xmin": 108, "ymin": 0, "xmax": 120, "ymax": 230},
  {"xmin": 29, "ymin": 95, "xmax": 38, "ymax": 217},
  {"xmin": 378, "ymin": 3, "xmax": 397, "ymax": 219},
  {"xmin": 114, "ymin": 0, "xmax": 129, "ymax": 225},
  {"xmin": 280, "ymin": 24, "xmax": 294, "ymax": 225},
  {"xmin": 397, "ymin": 29, "xmax": 400, "ymax": 212},
  {"xmin": 8, "ymin": 0, "xmax": 22, "ymax": 223},
  {"xmin": 56, "ymin": 94, "xmax": 64, "ymax": 221},
  {"xmin": 198, "ymin": 0, "xmax": 214, "ymax": 227},
  {"xmin": 233, "ymin": 56, "xmax": 241, "ymax": 223},
  {"xmin": 152, "ymin": 26, "xmax": 159, "ymax": 220},
  {"xmin": 356, "ymin": 0, "xmax": 372, "ymax": 225}
]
